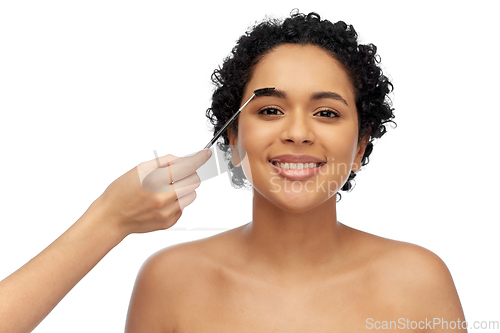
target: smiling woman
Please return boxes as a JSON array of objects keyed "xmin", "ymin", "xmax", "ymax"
[
  {"xmin": 231, "ymin": 43, "xmax": 367, "ymax": 210},
  {"xmin": 208, "ymin": 10, "xmax": 395, "ymax": 195},
  {"xmin": 125, "ymin": 11, "xmax": 467, "ymax": 333}
]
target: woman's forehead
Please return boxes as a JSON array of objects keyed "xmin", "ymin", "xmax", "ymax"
[{"xmin": 246, "ymin": 44, "xmax": 355, "ymax": 104}]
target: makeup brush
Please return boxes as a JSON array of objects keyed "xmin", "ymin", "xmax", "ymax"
[{"xmin": 203, "ymin": 87, "xmax": 275, "ymax": 150}]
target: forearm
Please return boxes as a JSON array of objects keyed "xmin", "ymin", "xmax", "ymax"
[{"xmin": 0, "ymin": 202, "xmax": 126, "ymax": 333}]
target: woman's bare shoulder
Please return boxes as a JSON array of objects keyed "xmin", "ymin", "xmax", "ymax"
[
  {"xmin": 148, "ymin": 226, "xmax": 238, "ymax": 259},
  {"xmin": 343, "ymin": 224, "xmax": 446, "ymax": 268},
  {"xmin": 344, "ymin": 225, "xmax": 453, "ymax": 281},
  {"xmin": 127, "ymin": 230, "xmax": 236, "ymax": 331},
  {"xmin": 139, "ymin": 237, "xmax": 219, "ymax": 279},
  {"xmin": 343, "ymin": 224, "xmax": 465, "ymax": 320},
  {"xmin": 138, "ymin": 226, "xmax": 240, "ymax": 286}
]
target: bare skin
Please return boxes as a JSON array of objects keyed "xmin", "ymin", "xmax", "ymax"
[
  {"xmin": 0, "ymin": 149, "xmax": 211, "ymax": 333},
  {"xmin": 127, "ymin": 225, "xmax": 465, "ymax": 332},
  {"xmin": 125, "ymin": 44, "xmax": 466, "ymax": 332}
]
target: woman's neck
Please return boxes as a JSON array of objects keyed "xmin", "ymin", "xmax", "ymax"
[{"xmin": 239, "ymin": 190, "xmax": 347, "ymax": 280}]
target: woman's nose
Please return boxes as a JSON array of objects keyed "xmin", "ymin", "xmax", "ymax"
[{"xmin": 280, "ymin": 110, "xmax": 316, "ymax": 144}]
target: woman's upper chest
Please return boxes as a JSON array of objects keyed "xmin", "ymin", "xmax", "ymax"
[{"xmin": 172, "ymin": 262, "xmax": 411, "ymax": 333}]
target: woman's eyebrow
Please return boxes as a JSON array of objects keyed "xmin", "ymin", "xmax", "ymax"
[
  {"xmin": 253, "ymin": 89, "xmax": 287, "ymax": 99},
  {"xmin": 311, "ymin": 91, "xmax": 349, "ymax": 106},
  {"xmin": 253, "ymin": 89, "xmax": 348, "ymax": 106}
]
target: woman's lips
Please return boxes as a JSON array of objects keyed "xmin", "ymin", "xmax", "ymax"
[{"xmin": 269, "ymin": 161, "xmax": 324, "ymax": 180}]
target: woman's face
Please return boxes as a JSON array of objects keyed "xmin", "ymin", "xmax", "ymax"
[{"xmin": 229, "ymin": 44, "xmax": 368, "ymax": 213}]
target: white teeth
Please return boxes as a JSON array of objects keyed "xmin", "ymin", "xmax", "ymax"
[{"xmin": 272, "ymin": 161, "xmax": 321, "ymax": 170}]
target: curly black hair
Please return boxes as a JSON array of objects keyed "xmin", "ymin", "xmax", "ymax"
[{"xmin": 205, "ymin": 10, "xmax": 396, "ymax": 200}]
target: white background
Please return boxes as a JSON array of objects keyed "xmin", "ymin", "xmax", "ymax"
[{"xmin": 1, "ymin": 1, "xmax": 498, "ymax": 332}]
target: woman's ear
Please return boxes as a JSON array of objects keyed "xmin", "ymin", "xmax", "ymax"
[
  {"xmin": 352, "ymin": 133, "xmax": 370, "ymax": 173},
  {"xmin": 228, "ymin": 127, "xmax": 242, "ymax": 168}
]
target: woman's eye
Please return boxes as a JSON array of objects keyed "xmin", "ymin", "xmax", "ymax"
[
  {"xmin": 257, "ymin": 108, "xmax": 339, "ymax": 118},
  {"xmin": 315, "ymin": 110, "xmax": 339, "ymax": 118},
  {"xmin": 258, "ymin": 108, "xmax": 283, "ymax": 115}
]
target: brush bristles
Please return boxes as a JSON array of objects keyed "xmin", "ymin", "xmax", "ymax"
[{"xmin": 254, "ymin": 87, "xmax": 276, "ymax": 96}]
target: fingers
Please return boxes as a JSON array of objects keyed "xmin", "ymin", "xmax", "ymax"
[
  {"xmin": 153, "ymin": 186, "xmax": 197, "ymax": 230},
  {"xmin": 165, "ymin": 148, "xmax": 212, "ymax": 183},
  {"xmin": 172, "ymin": 173, "xmax": 201, "ymax": 198},
  {"xmin": 140, "ymin": 149, "xmax": 211, "ymax": 192},
  {"xmin": 156, "ymin": 155, "xmax": 183, "ymax": 168},
  {"xmin": 102, "ymin": 149, "xmax": 211, "ymax": 235},
  {"xmin": 137, "ymin": 153, "xmax": 181, "ymax": 188},
  {"xmin": 144, "ymin": 153, "xmax": 183, "ymax": 170},
  {"xmin": 148, "ymin": 173, "xmax": 200, "ymax": 229},
  {"xmin": 176, "ymin": 190, "xmax": 197, "ymax": 211}
]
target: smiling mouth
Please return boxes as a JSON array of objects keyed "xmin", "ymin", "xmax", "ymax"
[
  {"xmin": 268, "ymin": 160, "xmax": 325, "ymax": 180},
  {"xmin": 269, "ymin": 160, "xmax": 326, "ymax": 169}
]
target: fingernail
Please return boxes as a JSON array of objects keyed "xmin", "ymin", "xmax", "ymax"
[{"xmin": 206, "ymin": 149, "xmax": 212, "ymax": 158}]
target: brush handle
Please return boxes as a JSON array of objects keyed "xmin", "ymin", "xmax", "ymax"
[{"xmin": 203, "ymin": 93, "xmax": 256, "ymax": 149}]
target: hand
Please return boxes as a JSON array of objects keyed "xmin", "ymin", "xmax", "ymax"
[
  {"xmin": 0, "ymin": 148, "xmax": 213, "ymax": 333},
  {"xmin": 91, "ymin": 148, "xmax": 212, "ymax": 237}
]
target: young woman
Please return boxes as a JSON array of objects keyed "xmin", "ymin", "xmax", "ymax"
[{"xmin": 125, "ymin": 11, "xmax": 466, "ymax": 332}]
